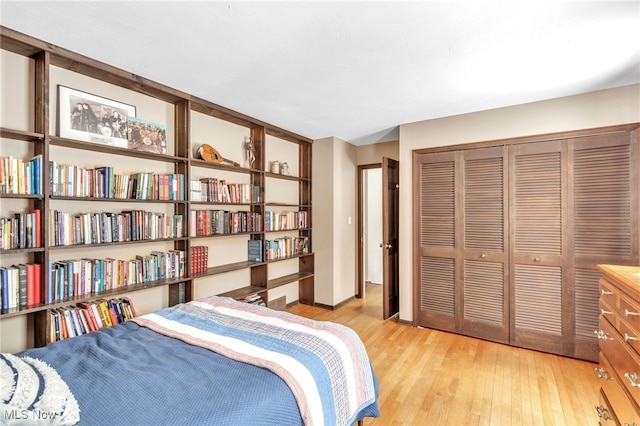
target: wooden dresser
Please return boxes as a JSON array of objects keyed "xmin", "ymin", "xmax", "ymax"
[{"xmin": 595, "ymin": 264, "xmax": 640, "ymax": 425}]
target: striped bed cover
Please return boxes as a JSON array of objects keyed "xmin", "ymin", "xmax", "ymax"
[{"xmin": 132, "ymin": 295, "xmax": 379, "ymax": 426}]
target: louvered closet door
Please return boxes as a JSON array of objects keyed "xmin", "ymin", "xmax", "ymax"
[
  {"xmin": 509, "ymin": 140, "xmax": 568, "ymax": 356},
  {"xmin": 416, "ymin": 151, "xmax": 457, "ymax": 332},
  {"xmin": 571, "ymin": 132, "xmax": 638, "ymax": 361},
  {"xmin": 461, "ymin": 147, "xmax": 509, "ymax": 343}
]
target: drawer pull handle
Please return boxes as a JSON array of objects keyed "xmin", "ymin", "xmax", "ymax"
[
  {"xmin": 601, "ymin": 309, "xmax": 613, "ymax": 315},
  {"xmin": 594, "ymin": 405, "xmax": 612, "ymax": 421},
  {"xmin": 624, "ymin": 372, "xmax": 640, "ymax": 387},
  {"xmin": 594, "ymin": 367, "xmax": 610, "ymax": 380},
  {"xmin": 624, "ymin": 333, "xmax": 639, "ymax": 342},
  {"xmin": 594, "ymin": 330, "xmax": 608, "ymax": 340},
  {"xmin": 601, "ymin": 289, "xmax": 614, "ymax": 295},
  {"xmin": 625, "ymin": 308, "xmax": 640, "ymax": 316}
]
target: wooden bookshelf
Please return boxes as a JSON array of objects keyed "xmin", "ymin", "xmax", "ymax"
[{"xmin": 0, "ymin": 26, "xmax": 314, "ymax": 349}]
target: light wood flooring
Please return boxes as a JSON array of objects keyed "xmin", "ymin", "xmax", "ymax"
[{"xmin": 287, "ymin": 283, "xmax": 602, "ymax": 426}]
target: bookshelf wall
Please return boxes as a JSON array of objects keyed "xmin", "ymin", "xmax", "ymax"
[{"xmin": 0, "ymin": 27, "xmax": 314, "ymax": 352}]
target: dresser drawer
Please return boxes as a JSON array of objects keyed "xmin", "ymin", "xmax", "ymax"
[
  {"xmin": 620, "ymin": 319, "xmax": 640, "ymax": 357},
  {"xmin": 620, "ymin": 294, "xmax": 640, "ymax": 334},
  {"xmin": 599, "ymin": 318, "xmax": 640, "ymax": 403},
  {"xmin": 595, "ymin": 388, "xmax": 617, "ymax": 424},
  {"xmin": 601, "ymin": 298, "xmax": 619, "ymax": 330},
  {"xmin": 600, "ymin": 278, "xmax": 619, "ymax": 309},
  {"xmin": 597, "ymin": 352, "xmax": 640, "ymax": 424}
]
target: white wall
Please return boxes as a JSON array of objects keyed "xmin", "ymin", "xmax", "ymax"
[
  {"xmin": 364, "ymin": 168, "xmax": 382, "ymax": 284},
  {"xmin": 398, "ymin": 83, "xmax": 640, "ymax": 323}
]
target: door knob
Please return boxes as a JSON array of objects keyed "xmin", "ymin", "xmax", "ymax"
[{"xmin": 379, "ymin": 243, "xmax": 392, "ymax": 249}]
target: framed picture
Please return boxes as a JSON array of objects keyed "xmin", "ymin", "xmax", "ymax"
[
  {"xmin": 57, "ymin": 85, "xmax": 136, "ymax": 148},
  {"xmin": 127, "ymin": 116, "xmax": 167, "ymax": 155}
]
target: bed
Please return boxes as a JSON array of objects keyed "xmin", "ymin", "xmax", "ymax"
[{"xmin": 1, "ymin": 295, "xmax": 380, "ymax": 426}]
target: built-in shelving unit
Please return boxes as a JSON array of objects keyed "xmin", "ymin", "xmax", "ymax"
[{"xmin": 0, "ymin": 26, "xmax": 314, "ymax": 350}]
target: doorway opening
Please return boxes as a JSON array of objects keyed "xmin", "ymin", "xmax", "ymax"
[
  {"xmin": 358, "ymin": 159, "xmax": 400, "ymax": 319},
  {"xmin": 358, "ymin": 165, "xmax": 383, "ymax": 302}
]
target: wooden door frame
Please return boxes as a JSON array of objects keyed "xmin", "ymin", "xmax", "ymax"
[
  {"xmin": 357, "ymin": 163, "xmax": 381, "ymax": 299},
  {"xmin": 382, "ymin": 156, "xmax": 400, "ymax": 319}
]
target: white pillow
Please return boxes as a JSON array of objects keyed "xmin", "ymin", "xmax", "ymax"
[{"xmin": 0, "ymin": 353, "xmax": 79, "ymax": 425}]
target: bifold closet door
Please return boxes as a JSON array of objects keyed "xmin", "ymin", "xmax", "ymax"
[
  {"xmin": 415, "ymin": 147, "xmax": 508, "ymax": 343},
  {"xmin": 509, "ymin": 140, "xmax": 568, "ymax": 355},
  {"xmin": 508, "ymin": 132, "xmax": 638, "ymax": 360},
  {"xmin": 460, "ymin": 147, "xmax": 509, "ymax": 344},
  {"xmin": 571, "ymin": 132, "xmax": 638, "ymax": 361},
  {"xmin": 415, "ymin": 151, "xmax": 457, "ymax": 333},
  {"xmin": 415, "ymin": 124, "xmax": 638, "ymax": 361}
]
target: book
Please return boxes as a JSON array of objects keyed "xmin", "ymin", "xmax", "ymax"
[
  {"xmin": 248, "ymin": 239, "xmax": 263, "ymax": 262},
  {"xmin": 97, "ymin": 299, "xmax": 113, "ymax": 327},
  {"xmin": 33, "ymin": 263, "xmax": 41, "ymax": 305},
  {"xmin": 17, "ymin": 264, "xmax": 27, "ymax": 308},
  {"xmin": 77, "ymin": 302, "xmax": 99, "ymax": 331},
  {"xmin": 26, "ymin": 263, "xmax": 36, "ymax": 307},
  {"xmin": 1, "ymin": 267, "xmax": 9, "ymax": 310}
]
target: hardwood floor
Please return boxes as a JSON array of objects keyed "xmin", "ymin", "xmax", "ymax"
[{"xmin": 287, "ymin": 284, "xmax": 602, "ymax": 425}]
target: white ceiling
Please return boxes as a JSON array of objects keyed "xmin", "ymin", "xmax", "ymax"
[{"xmin": 2, "ymin": 1, "xmax": 639, "ymax": 145}]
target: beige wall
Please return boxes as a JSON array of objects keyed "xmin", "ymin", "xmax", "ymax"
[
  {"xmin": 313, "ymin": 138, "xmax": 400, "ymax": 307},
  {"xmin": 398, "ymin": 83, "xmax": 640, "ymax": 323},
  {"xmin": 312, "ymin": 136, "xmax": 359, "ymax": 306},
  {"xmin": 356, "ymin": 140, "xmax": 399, "ymax": 165},
  {"xmin": 312, "ymin": 137, "xmax": 335, "ymax": 305}
]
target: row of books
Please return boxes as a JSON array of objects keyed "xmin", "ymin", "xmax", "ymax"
[
  {"xmin": 47, "ymin": 250, "xmax": 185, "ymax": 303},
  {"xmin": 49, "ymin": 298, "xmax": 137, "ymax": 342},
  {"xmin": 0, "ymin": 263, "xmax": 43, "ymax": 311},
  {"xmin": 191, "ymin": 178, "xmax": 260, "ymax": 204},
  {"xmin": 0, "ymin": 155, "xmax": 42, "ymax": 195},
  {"xmin": 49, "ymin": 162, "xmax": 185, "ymax": 200},
  {"xmin": 249, "ymin": 236, "xmax": 310, "ymax": 262},
  {"xmin": 190, "ymin": 245, "xmax": 209, "ymax": 275},
  {"xmin": 190, "ymin": 209, "xmax": 262, "ymax": 237},
  {"xmin": 49, "ymin": 209, "xmax": 184, "ymax": 246},
  {"xmin": 0, "ymin": 209, "xmax": 41, "ymax": 250},
  {"xmin": 264, "ymin": 211, "xmax": 311, "ymax": 231}
]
